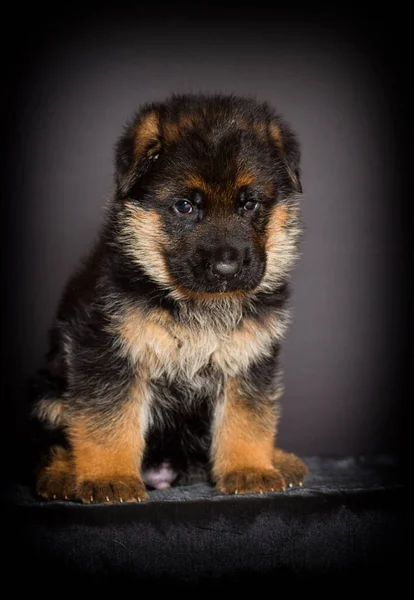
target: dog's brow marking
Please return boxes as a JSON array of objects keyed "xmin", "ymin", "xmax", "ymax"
[
  {"xmin": 236, "ymin": 171, "xmax": 256, "ymax": 188},
  {"xmin": 184, "ymin": 174, "xmax": 209, "ymax": 192}
]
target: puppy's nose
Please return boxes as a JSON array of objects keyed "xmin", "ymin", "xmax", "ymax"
[
  {"xmin": 212, "ymin": 260, "xmax": 240, "ymax": 279},
  {"xmin": 211, "ymin": 248, "xmax": 241, "ymax": 279}
]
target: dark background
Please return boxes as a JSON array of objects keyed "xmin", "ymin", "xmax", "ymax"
[{"xmin": 2, "ymin": 7, "xmax": 410, "ymax": 464}]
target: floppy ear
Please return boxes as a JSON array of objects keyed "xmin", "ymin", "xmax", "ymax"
[
  {"xmin": 268, "ymin": 120, "xmax": 303, "ymax": 194},
  {"xmin": 114, "ymin": 109, "xmax": 162, "ymax": 197}
]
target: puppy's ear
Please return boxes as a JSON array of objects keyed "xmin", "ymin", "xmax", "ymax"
[
  {"xmin": 268, "ymin": 120, "xmax": 303, "ymax": 194},
  {"xmin": 115, "ymin": 109, "xmax": 162, "ymax": 197}
]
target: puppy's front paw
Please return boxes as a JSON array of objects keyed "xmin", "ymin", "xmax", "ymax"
[
  {"xmin": 217, "ymin": 468, "xmax": 286, "ymax": 495},
  {"xmin": 37, "ymin": 470, "xmax": 77, "ymax": 501},
  {"xmin": 273, "ymin": 449, "xmax": 308, "ymax": 489},
  {"xmin": 76, "ymin": 476, "xmax": 148, "ymax": 504}
]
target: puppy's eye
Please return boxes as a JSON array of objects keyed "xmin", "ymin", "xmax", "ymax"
[
  {"xmin": 243, "ymin": 201, "xmax": 259, "ymax": 212},
  {"xmin": 174, "ymin": 200, "xmax": 193, "ymax": 214}
]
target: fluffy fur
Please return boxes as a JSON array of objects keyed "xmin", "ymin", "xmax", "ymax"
[{"xmin": 29, "ymin": 93, "xmax": 308, "ymax": 503}]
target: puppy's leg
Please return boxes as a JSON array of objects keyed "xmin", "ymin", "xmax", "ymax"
[
  {"xmin": 69, "ymin": 388, "xmax": 149, "ymax": 504},
  {"xmin": 212, "ymin": 378, "xmax": 286, "ymax": 494},
  {"xmin": 35, "ymin": 376, "xmax": 150, "ymax": 503},
  {"xmin": 36, "ymin": 445, "xmax": 77, "ymax": 500}
]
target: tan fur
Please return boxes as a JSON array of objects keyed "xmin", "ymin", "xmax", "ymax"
[
  {"xmin": 133, "ymin": 111, "xmax": 160, "ymax": 160},
  {"xmin": 180, "ymin": 170, "xmax": 256, "ymax": 199},
  {"xmin": 237, "ymin": 117, "xmax": 267, "ymax": 141},
  {"xmin": 211, "ymin": 378, "xmax": 277, "ymax": 480},
  {"xmin": 119, "ymin": 204, "xmax": 173, "ymax": 288},
  {"xmin": 257, "ymin": 201, "xmax": 301, "ymax": 293},
  {"xmin": 34, "ymin": 398, "xmax": 67, "ymax": 428},
  {"xmin": 268, "ymin": 121, "xmax": 302, "ymax": 191},
  {"xmin": 274, "ymin": 203, "xmax": 289, "ymax": 228},
  {"xmin": 43, "ymin": 445, "xmax": 73, "ymax": 475},
  {"xmin": 268, "ymin": 121, "xmax": 284, "ymax": 154},
  {"xmin": 36, "ymin": 446, "xmax": 76, "ymax": 500},
  {"xmin": 183, "ymin": 173, "xmax": 209, "ymax": 192},
  {"xmin": 252, "ymin": 120, "xmax": 267, "ymax": 140},
  {"xmin": 113, "ymin": 302, "xmax": 287, "ymax": 383},
  {"xmin": 236, "ymin": 171, "xmax": 256, "ymax": 188},
  {"xmin": 272, "ymin": 448, "xmax": 308, "ymax": 486},
  {"xmin": 68, "ymin": 378, "xmax": 150, "ymax": 482},
  {"xmin": 163, "ymin": 114, "xmax": 197, "ymax": 143},
  {"xmin": 171, "ymin": 286, "xmax": 247, "ymax": 303}
]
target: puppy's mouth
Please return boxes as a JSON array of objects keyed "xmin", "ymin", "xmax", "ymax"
[{"xmin": 168, "ymin": 264, "xmax": 265, "ymax": 296}]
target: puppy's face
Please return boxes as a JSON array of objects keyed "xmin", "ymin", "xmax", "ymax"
[{"xmin": 115, "ymin": 95, "xmax": 302, "ymax": 298}]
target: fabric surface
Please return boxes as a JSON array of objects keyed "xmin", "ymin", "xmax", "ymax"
[{"xmin": 3, "ymin": 456, "xmax": 408, "ymax": 589}]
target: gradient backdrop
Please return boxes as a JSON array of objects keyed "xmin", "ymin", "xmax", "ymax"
[{"xmin": 4, "ymin": 9, "xmax": 409, "ymax": 460}]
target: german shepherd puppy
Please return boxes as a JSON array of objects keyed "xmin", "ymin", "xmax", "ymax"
[{"xmin": 30, "ymin": 93, "xmax": 308, "ymax": 503}]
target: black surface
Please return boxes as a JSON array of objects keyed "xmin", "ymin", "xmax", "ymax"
[{"xmin": 3, "ymin": 456, "xmax": 408, "ymax": 589}]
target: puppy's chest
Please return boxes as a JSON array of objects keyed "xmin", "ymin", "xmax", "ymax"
[{"xmin": 119, "ymin": 312, "xmax": 279, "ymax": 380}]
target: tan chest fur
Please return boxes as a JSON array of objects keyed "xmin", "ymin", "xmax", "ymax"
[{"xmin": 114, "ymin": 305, "xmax": 288, "ymax": 382}]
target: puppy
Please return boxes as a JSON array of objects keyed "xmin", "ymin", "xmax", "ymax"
[{"xmin": 30, "ymin": 93, "xmax": 308, "ymax": 503}]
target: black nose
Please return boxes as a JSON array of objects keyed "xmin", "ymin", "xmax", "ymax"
[
  {"xmin": 211, "ymin": 247, "xmax": 242, "ymax": 280},
  {"xmin": 212, "ymin": 260, "xmax": 240, "ymax": 279}
]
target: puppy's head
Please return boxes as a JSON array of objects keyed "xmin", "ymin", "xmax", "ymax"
[{"xmin": 113, "ymin": 94, "xmax": 302, "ymax": 299}]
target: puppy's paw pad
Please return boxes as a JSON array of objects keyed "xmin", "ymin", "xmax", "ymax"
[
  {"xmin": 217, "ymin": 468, "xmax": 286, "ymax": 495},
  {"xmin": 76, "ymin": 477, "xmax": 148, "ymax": 504}
]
